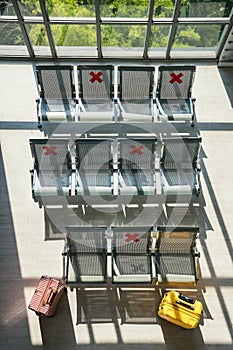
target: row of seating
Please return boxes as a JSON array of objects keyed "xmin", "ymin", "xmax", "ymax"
[
  {"xmin": 35, "ymin": 64, "xmax": 196, "ymax": 126},
  {"xmin": 63, "ymin": 226, "xmax": 200, "ymax": 286},
  {"xmin": 29, "ymin": 135, "xmax": 201, "ymax": 204},
  {"xmin": 30, "ymin": 64, "xmax": 203, "ymax": 291}
]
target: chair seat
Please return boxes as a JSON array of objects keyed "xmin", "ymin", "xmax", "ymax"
[
  {"xmin": 76, "ymin": 169, "xmax": 113, "ymax": 195},
  {"xmin": 161, "ymin": 169, "xmax": 195, "ymax": 195},
  {"xmin": 78, "ymin": 99, "xmax": 114, "ymax": 121},
  {"xmin": 120, "ymin": 99, "xmax": 153, "ymax": 121},
  {"xmin": 40, "ymin": 98, "xmax": 76, "ymax": 120},
  {"xmin": 119, "ymin": 169, "xmax": 155, "ymax": 195},
  {"xmin": 113, "ymin": 254, "xmax": 151, "ymax": 274},
  {"xmin": 157, "ymin": 98, "xmax": 192, "ymax": 121},
  {"xmin": 113, "ymin": 254, "xmax": 151, "ymax": 283},
  {"xmin": 33, "ymin": 171, "xmax": 70, "ymax": 196},
  {"xmin": 81, "ymin": 98, "xmax": 113, "ymax": 112},
  {"xmin": 68, "ymin": 253, "xmax": 106, "ymax": 283},
  {"xmin": 156, "ymin": 253, "xmax": 196, "ymax": 283}
]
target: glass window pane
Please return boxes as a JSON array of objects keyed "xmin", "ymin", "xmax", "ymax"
[
  {"xmin": 25, "ymin": 24, "xmax": 51, "ymax": 56},
  {"xmin": 148, "ymin": 25, "xmax": 170, "ymax": 59},
  {"xmin": 0, "ymin": 22, "xmax": 25, "ymax": 45},
  {"xmin": 19, "ymin": 0, "xmax": 42, "ymax": 16},
  {"xmin": 173, "ymin": 24, "xmax": 224, "ymax": 48},
  {"xmin": 100, "ymin": 0, "xmax": 149, "ymax": 17},
  {"xmin": 45, "ymin": 0, "xmax": 95, "ymax": 17},
  {"xmin": 26, "ymin": 24, "xmax": 48, "ymax": 45},
  {"xmin": 154, "ymin": 0, "xmax": 175, "ymax": 17},
  {"xmin": 101, "ymin": 25, "xmax": 146, "ymax": 47},
  {"xmin": 0, "ymin": 22, "xmax": 29, "ymax": 56},
  {"xmin": 179, "ymin": 0, "xmax": 233, "ymax": 18},
  {"xmin": 149, "ymin": 25, "xmax": 170, "ymax": 47},
  {"xmin": 0, "ymin": 0, "xmax": 15, "ymax": 15},
  {"xmin": 51, "ymin": 24, "xmax": 96, "ymax": 46}
]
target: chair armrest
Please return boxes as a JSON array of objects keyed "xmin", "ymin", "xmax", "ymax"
[
  {"xmin": 194, "ymin": 168, "xmax": 201, "ymax": 195},
  {"xmin": 194, "ymin": 247, "xmax": 200, "ymax": 258}
]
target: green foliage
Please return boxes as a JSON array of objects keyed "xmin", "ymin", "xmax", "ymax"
[
  {"xmin": 102, "ymin": 25, "xmax": 146, "ymax": 47},
  {"xmin": 51, "ymin": 24, "xmax": 96, "ymax": 46},
  {"xmin": 174, "ymin": 26, "xmax": 201, "ymax": 47},
  {"xmin": 1, "ymin": 0, "xmax": 232, "ymax": 50},
  {"xmin": 100, "ymin": 0, "xmax": 149, "ymax": 17}
]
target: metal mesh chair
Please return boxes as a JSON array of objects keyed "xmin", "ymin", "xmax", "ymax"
[
  {"xmin": 155, "ymin": 227, "xmax": 199, "ymax": 284},
  {"xmin": 29, "ymin": 139, "xmax": 72, "ymax": 204},
  {"xmin": 160, "ymin": 137, "xmax": 201, "ymax": 196},
  {"xmin": 118, "ymin": 138, "xmax": 157, "ymax": 195},
  {"xmin": 36, "ymin": 65, "xmax": 76, "ymax": 125},
  {"xmin": 156, "ymin": 65, "xmax": 196, "ymax": 123},
  {"xmin": 75, "ymin": 138, "xmax": 113, "ymax": 195},
  {"xmin": 64, "ymin": 227, "xmax": 107, "ymax": 284},
  {"xmin": 120, "ymin": 203, "xmax": 163, "ymax": 227},
  {"xmin": 77, "ymin": 65, "xmax": 114, "ymax": 121},
  {"xmin": 118, "ymin": 66, "xmax": 155, "ymax": 122},
  {"xmin": 112, "ymin": 227, "xmax": 152, "ymax": 283}
]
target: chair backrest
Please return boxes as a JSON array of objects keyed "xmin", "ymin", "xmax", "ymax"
[
  {"xmin": 157, "ymin": 65, "xmax": 195, "ymax": 99},
  {"xmin": 36, "ymin": 65, "xmax": 75, "ymax": 100},
  {"xmin": 66, "ymin": 226, "xmax": 106, "ymax": 253},
  {"xmin": 156, "ymin": 227, "xmax": 198, "ymax": 253},
  {"xmin": 30, "ymin": 139, "xmax": 71, "ymax": 173},
  {"xmin": 119, "ymin": 138, "xmax": 156, "ymax": 170},
  {"xmin": 75, "ymin": 139, "xmax": 113, "ymax": 170},
  {"xmin": 118, "ymin": 66, "xmax": 154, "ymax": 100},
  {"xmin": 112, "ymin": 227, "xmax": 152, "ymax": 254},
  {"xmin": 78, "ymin": 65, "xmax": 113, "ymax": 100},
  {"xmin": 161, "ymin": 137, "xmax": 201, "ymax": 169}
]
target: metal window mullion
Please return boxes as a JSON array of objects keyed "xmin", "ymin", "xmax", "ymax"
[
  {"xmin": 166, "ymin": 0, "xmax": 181, "ymax": 60},
  {"xmin": 216, "ymin": 12, "xmax": 233, "ymax": 60},
  {"xmin": 39, "ymin": 0, "xmax": 57, "ymax": 58},
  {"xmin": 143, "ymin": 0, "xmax": 154, "ymax": 59},
  {"xmin": 95, "ymin": 0, "xmax": 102, "ymax": 58},
  {"xmin": 12, "ymin": 0, "xmax": 34, "ymax": 57}
]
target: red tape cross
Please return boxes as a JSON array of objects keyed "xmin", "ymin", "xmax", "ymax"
[
  {"xmin": 125, "ymin": 233, "xmax": 140, "ymax": 243},
  {"xmin": 90, "ymin": 71, "xmax": 103, "ymax": 83},
  {"xmin": 169, "ymin": 72, "xmax": 183, "ymax": 84},
  {"xmin": 43, "ymin": 146, "xmax": 58, "ymax": 156},
  {"xmin": 130, "ymin": 145, "xmax": 144, "ymax": 155}
]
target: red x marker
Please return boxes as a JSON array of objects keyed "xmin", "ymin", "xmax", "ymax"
[
  {"xmin": 90, "ymin": 71, "xmax": 103, "ymax": 83},
  {"xmin": 43, "ymin": 146, "xmax": 58, "ymax": 156},
  {"xmin": 130, "ymin": 145, "xmax": 144, "ymax": 155},
  {"xmin": 169, "ymin": 72, "xmax": 183, "ymax": 84},
  {"xmin": 125, "ymin": 233, "xmax": 140, "ymax": 243}
]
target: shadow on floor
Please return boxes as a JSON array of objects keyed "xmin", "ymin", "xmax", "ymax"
[
  {"xmin": 218, "ymin": 67, "xmax": 233, "ymax": 108},
  {"xmin": 39, "ymin": 291, "xmax": 76, "ymax": 350}
]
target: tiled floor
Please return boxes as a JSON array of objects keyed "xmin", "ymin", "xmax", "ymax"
[{"xmin": 0, "ymin": 63, "xmax": 233, "ymax": 350}]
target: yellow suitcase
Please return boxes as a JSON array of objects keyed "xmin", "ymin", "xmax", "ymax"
[{"xmin": 158, "ymin": 290, "xmax": 203, "ymax": 329}]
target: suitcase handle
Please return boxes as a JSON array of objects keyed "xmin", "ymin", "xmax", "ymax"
[
  {"xmin": 43, "ymin": 288, "xmax": 56, "ymax": 306},
  {"xmin": 176, "ymin": 300, "xmax": 195, "ymax": 310},
  {"xmin": 179, "ymin": 293, "xmax": 195, "ymax": 304}
]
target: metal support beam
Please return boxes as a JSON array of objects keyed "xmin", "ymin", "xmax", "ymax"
[
  {"xmin": 216, "ymin": 10, "xmax": 233, "ymax": 60},
  {"xmin": 143, "ymin": 0, "xmax": 154, "ymax": 59},
  {"xmin": 95, "ymin": 0, "xmax": 103, "ymax": 59},
  {"xmin": 12, "ymin": 0, "xmax": 34, "ymax": 58},
  {"xmin": 165, "ymin": 0, "xmax": 181, "ymax": 60},
  {"xmin": 39, "ymin": 0, "xmax": 57, "ymax": 58}
]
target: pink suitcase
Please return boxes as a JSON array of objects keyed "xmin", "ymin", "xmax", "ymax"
[{"xmin": 28, "ymin": 275, "xmax": 66, "ymax": 316}]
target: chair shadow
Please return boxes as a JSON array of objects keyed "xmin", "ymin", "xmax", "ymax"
[
  {"xmin": 117, "ymin": 287, "xmax": 160, "ymax": 324},
  {"xmin": 76, "ymin": 288, "xmax": 120, "ymax": 325}
]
